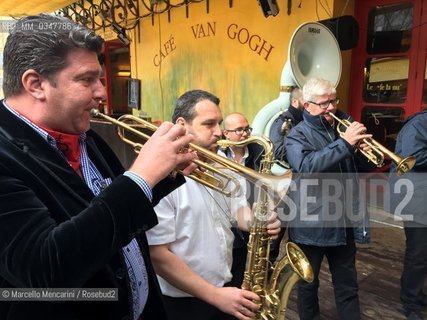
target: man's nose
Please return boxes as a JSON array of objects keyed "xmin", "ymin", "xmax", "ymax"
[
  {"xmin": 94, "ymin": 79, "xmax": 107, "ymax": 102},
  {"xmin": 326, "ymin": 102, "xmax": 335, "ymax": 110},
  {"xmin": 213, "ymin": 123, "xmax": 222, "ymax": 136}
]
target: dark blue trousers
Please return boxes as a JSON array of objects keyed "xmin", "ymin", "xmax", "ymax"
[
  {"xmin": 292, "ymin": 231, "xmax": 361, "ymax": 320},
  {"xmin": 401, "ymin": 222, "xmax": 427, "ymax": 312}
]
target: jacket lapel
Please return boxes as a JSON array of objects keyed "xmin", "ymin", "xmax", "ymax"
[{"xmin": 0, "ymin": 104, "xmax": 94, "ymax": 205}]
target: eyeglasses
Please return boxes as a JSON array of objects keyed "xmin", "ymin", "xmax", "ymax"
[
  {"xmin": 224, "ymin": 126, "xmax": 253, "ymax": 135},
  {"xmin": 308, "ymin": 98, "xmax": 340, "ymax": 109}
]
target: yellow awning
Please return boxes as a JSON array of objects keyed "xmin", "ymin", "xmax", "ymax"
[{"xmin": 0, "ymin": 0, "xmax": 77, "ymax": 17}]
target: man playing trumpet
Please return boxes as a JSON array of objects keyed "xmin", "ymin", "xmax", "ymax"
[
  {"xmin": 285, "ymin": 78, "xmax": 372, "ymax": 320},
  {"xmin": 0, "ymin": 13, "xmax": 197, "ymax": 320}
]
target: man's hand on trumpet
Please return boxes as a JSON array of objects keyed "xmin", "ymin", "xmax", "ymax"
[
  {"xmin": 129, "ymin": 122, "xmax": 198, "ymax": 188},
  {"xmin": 341, "ymin": 121, "xmax": 372, "ymax": 147}
]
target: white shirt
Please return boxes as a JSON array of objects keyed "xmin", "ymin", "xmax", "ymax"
[
  {"xmin": 146, "ymin": 178, "xmax": 247, "ymax": 297},
  {"xmin": 218, "ymin": 147, "xmax": 250, "ymax": 200},
  {"xmin": 218, "ymin": 146, "xmax": 249, "ymax": 166}
]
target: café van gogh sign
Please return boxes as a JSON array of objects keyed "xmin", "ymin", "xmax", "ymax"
[{"xmin": 153, "ymin": 21, "xmax": 275, "ymax": 67}]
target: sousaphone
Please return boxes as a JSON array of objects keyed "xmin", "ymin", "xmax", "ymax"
[{"xmin": 251, "ymin": 21, "xmax": 342, "ymax": 174}]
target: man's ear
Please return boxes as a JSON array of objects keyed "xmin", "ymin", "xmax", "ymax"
[
  {"xmin": 223, "ymin": 130, "xmax": 229, "ymax": 139},
  {"xmin": 21, "ymin": 69, "xmax": 47, "ymax": 100},
  {"xmin": 303, "ymin": 102, "xmax": 311, "ymax": 114},
  {"xmin": 175, "ymin": 117, "xmax": 186, "ymax": 126},
  {"xmin": 175, "ymin": 117, "xmax": 190, "ymax": 132}
]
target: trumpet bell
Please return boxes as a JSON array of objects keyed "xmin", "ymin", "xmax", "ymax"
[{"xmin": 396, "ymin": 156, "xmax": 416, "ymax": 175}]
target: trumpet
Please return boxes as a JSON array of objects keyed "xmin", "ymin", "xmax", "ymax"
[
  {"xmin": 328, "ymin": 112, "xmax": 416, "ymax": 175},
  {"xmin": 90, "ymin": 109, "xmax": 291, "ymax": 196}
]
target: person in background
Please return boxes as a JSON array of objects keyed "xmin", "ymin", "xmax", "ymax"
[
  {"xmin": 146, "ymin": 89, "xmax": 281, "ymax": 320},
  {"xmin": 219, "ymin": 112, "xmax": 263, "ymax": 287},
  {"xmin": 267, "ymin": 88, "xmax": 305, "ymax": 266},
  {"xmin": 221, "ymin": 112, "xmax": 263, "ymax": 171},
  {"xmin": 269, "ymin": 87, "xmax": 304, "ymax": 167},
  {"xmin": 285, "ymin": 78, "xmax": 372, "ymax": 320},
  {"xmin": 389, "ymin": 110, "xmax": 427, "ymax": 320},
  {"xmin": 0, "ymin": 14, "xmax": 197, "ymax": 320}
]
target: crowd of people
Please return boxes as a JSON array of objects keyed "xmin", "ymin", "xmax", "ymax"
[{"xmin": 0, "ymin": 13, "xmax": 425, "ymax": 320}]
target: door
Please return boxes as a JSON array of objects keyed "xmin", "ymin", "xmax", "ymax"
[
  {"xmin": 349, "ymin": 0, "xmax": 427, "ymax": 162},
  {"xmin": 99, "ymin": 41, "xmax": 131, "ymax": 116}
]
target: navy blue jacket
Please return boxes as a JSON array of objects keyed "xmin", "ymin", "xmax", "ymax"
[
  {"xmin": 269, "ymin": 106, "xmax": 303, "ymax": 163},
  {"xmin": 389, "ymin": 110, "xmax": 427, "ymax": 225},
  {"xmin": 284, "ymin": 110, "xmax": 370, "ymax": 246}
]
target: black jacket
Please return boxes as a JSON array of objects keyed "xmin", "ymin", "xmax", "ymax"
[{"xmin": 0, "ymin": 101, "xmax": 184, "ymax": 320}]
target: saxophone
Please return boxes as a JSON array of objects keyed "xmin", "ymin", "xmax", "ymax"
[{"xmin": 218, "ymin": 136, "xmax": 313, "ymax": 320}]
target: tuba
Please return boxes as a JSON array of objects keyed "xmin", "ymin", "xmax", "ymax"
[
  {"xmin": 252, "ymin": 22, "xmax": 341, "ymax": 176},
  {"xmin": 252, "ymin": 21, "xmax": 341, "ymax": 138},
  {"xmin": 217, "ymin": 136, "xmax": 313, "ymax": 319}
]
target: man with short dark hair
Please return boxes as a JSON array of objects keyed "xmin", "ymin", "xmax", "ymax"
[
  {"xmin": 147, "ymin": 89, "xmax": 281, "ymax": 320},
  {"xmin": 0, "ymin": 14, "xmax": 196, "ymax": 320}
]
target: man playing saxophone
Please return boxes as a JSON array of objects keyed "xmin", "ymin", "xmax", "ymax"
[
  {"xmin": 285, "ymin": 78, "xmax": 372, "ymax": 320},
  {"xmin": 146, "ymin": 89, "xmax": 281, "ymax": 320}
]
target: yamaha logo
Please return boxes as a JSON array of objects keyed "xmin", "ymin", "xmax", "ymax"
[{"xmin": 308, "ymin": 27, "xmax": 320, "ymax": 34}]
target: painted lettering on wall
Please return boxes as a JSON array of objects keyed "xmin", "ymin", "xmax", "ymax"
[
  {"xmin": 227, "ymin": 23, "xmax": 274, "ymax": 61},
  {"xmin": 152, "ymin": 21, "xmax": 275, "ymax": 67},
  {"xmin": 191, "ymin": 21, "xmax": 216, "ymax": 38},
  {"xmin": 153, "ymin": 34, "xmax": 177, "ymax": 67}
]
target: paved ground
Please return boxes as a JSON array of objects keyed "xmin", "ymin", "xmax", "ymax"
[{"xmin": 276, "ymin": 204, "xmax": 425, "ymax": 320}]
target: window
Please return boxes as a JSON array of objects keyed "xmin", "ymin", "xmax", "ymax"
[
  {"xmin": 367, "ymin": 3, "xmax": 413, "ymax": 54},
  {"xmin": 363, "ymin": 57, "xmax": 409, "ymax": 104}
]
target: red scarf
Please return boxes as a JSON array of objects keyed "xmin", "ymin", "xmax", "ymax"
[{"xmin": 43, "ymin": 127, "xmax": 81, "ymax": 173}]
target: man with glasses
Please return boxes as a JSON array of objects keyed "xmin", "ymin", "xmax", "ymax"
[
  {"xmin": 220, "ymin": 112, "xmax": 286, "ymax": 286},
  {"xmin": 285, "ymin": 78, "xmax": 372, "ymax": 320},
  {"xmin": 219, "ymin": 112, "xmax": 264, "ymax": 288},
  {"xmin": 221, "ymin": 112, "xmax": 261, "ymax": 170}
]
